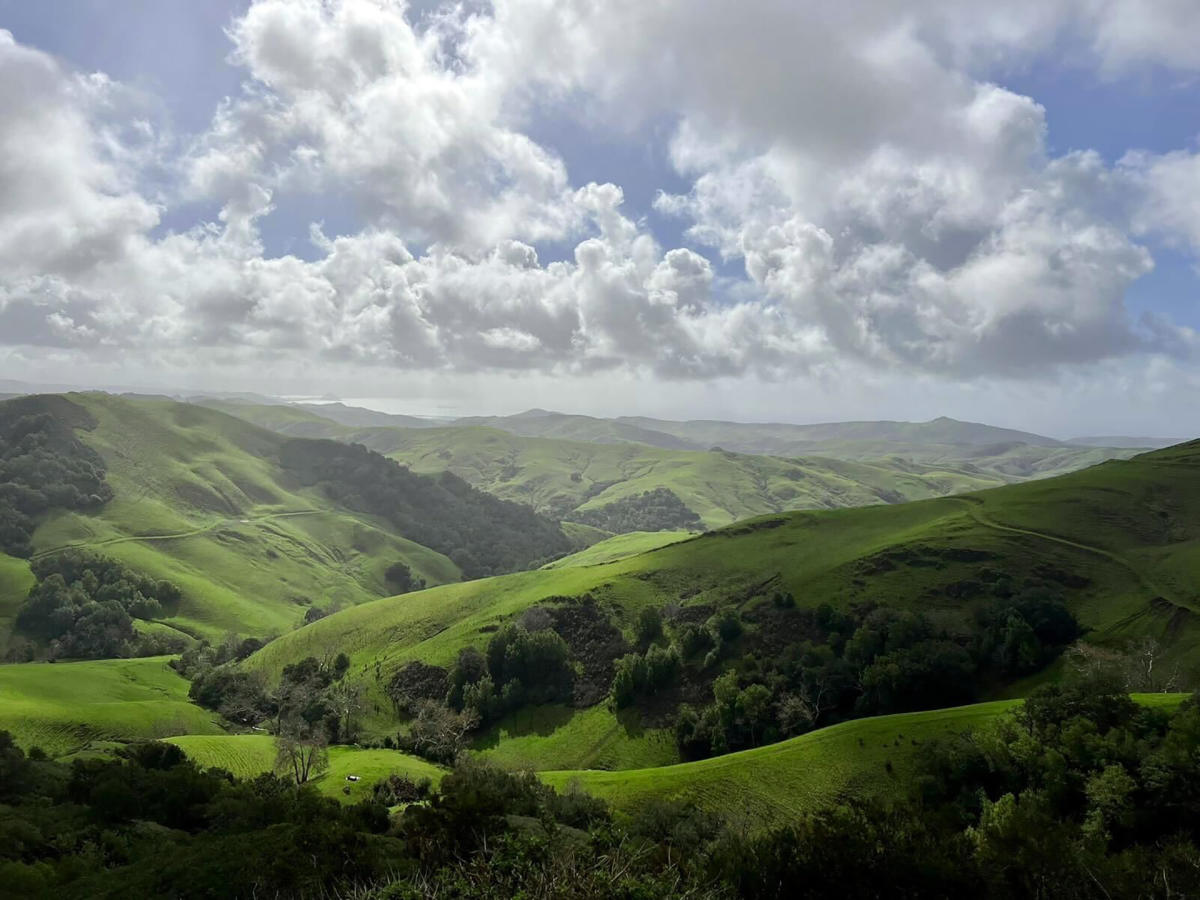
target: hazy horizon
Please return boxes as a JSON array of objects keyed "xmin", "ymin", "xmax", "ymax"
[{"xmin": 3, "ymin": 1, "xmax": 1200, "ymax": 436}]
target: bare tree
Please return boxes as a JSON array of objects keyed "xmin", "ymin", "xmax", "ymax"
[
  {"xmin": 327, "ymin": 678, "xmax": 365, "ymax": 742},
  {"xmin": 274, "ymin": 716, "xmax": 329, "ymax": 784},
  {"xmin": 1066, "ymin": 639, "xmax": 1185, "ymax": 693},
  {"xmin": 402, "ymin": 700, "xmax": 479, "ymax": 763},
  {"xmin": 1124, "ymin": 637, "xmax": 1182, "ymax": 693}
]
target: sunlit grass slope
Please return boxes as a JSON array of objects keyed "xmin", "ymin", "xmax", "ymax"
[
  {"xmin": 0, "ymin": 552, "xmax": 34, "ymax": 649},
  {"xmin": 542, "ymin": 530, "xmax": 693, "ymax": 569},
  {"xmin": 248, "ymin": 441, "xmax": 1200, "ymax": 732},
  {"xmin": 22, "ymin": 394, "xmax": 460, "ymax": 640},
  {"xmin": 166, "ymin": 734, "xmax": 445, "ymax": 803},
  {"xmin": 473, "ymin": 704, "xmax": 678, "ymax": 771},
  {"xmin": 0, "ymin": 656, "xmax": 223, "ymax": 757},
  {"xmin": 204, "ymin": 400, "xmax": 1008, "ymax": 528},
  {"xmin": 541, "ymin": 694, "xmax": 1189, "ymax": 828}
]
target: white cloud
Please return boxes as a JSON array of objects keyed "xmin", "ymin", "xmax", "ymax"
[
  {"xmin": 0, "ymin": 31, "xmax": 159, "ymax": 280},
  {"xmin": 1, "ymin": 1, "xmax": 1200, "ymax": 405}
]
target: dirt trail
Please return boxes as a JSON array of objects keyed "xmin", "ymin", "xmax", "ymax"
[
  {"xmin": 953, "ymin": 498, "xmax": 1197, "ymax": 616},
  {"xmin": 31, "ymin": 509, "xmax": 323, "ymax": 560}
]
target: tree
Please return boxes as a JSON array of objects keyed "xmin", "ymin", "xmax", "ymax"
[
  {"xmin": 274, "ymin": 717, "xmax": 329, "ymax": 785},
  {"xmin": 325, "ymin": 678, "xmax": 365, "ymax": 743},
  {"xmin": 636, "ymin": 605, "xmax": 664, "ymax": 646},
  {"xmin": 402, "ymin": 700, "xmax": 479, "ymax": 764}
]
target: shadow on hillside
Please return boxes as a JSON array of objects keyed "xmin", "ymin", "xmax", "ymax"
[
  {"xmin": 471, "ymin": 703, "xmax": 575, "ymax": 749},
  {"xmin": 615, "ymin": 706, "xmax": 646, "ymax": 738}
]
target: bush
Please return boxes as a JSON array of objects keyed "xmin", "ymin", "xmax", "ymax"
[{"xmin": 384, "ymin": 562, "xmax": 425, "ymax": 594}]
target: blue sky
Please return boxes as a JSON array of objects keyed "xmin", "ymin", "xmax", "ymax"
[{"xmin": 0, "ymin": 1, "xmax": 1199, "ymax": 434}]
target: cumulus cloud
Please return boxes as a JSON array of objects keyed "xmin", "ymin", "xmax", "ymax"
[
  {"xmin": 1, "ymin": 1, "xmax": 1200, "ymax": 392},
  {"xmin": 186, "ymin": 0, "xmax": 585, "ymax": 249},
  {"xmin": 0, "ymin": 31, "xmax": 159, "ymax": 280}
]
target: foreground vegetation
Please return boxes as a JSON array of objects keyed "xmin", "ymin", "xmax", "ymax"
[{"xmin": 2, "ymin": 681, "xmax": 1197, "ymax": 898}]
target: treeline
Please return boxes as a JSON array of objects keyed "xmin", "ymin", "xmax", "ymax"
[
  {"xmin": 2, "ymin": 682, "xmax": 1198, "ymax": 898},
  {"xmin": 602, "ymin": 581, "xmax": 1080, "ymax": 760},
  {"xmin": 279, "ymin": 438, "xmax": 571, "ymax": 577},
  {"xmin": 385, "ymin": 622, "xmax": 576, "ymax": 762},
  {"xmin": 0, "ymin": 396, "xmax": 112, "ymax": 557},
  {"xmin": 674, "ymin": 591, "xmax": 1077, "ymax": 759},
  {"xmin": 10, "ymin": 552, "xmax": 184, "ymax": 660},
  {"xmin": 569, "ymin": 487, "xmax": 703, "ymax": 533}
]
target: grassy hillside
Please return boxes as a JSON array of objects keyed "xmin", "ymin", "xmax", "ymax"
[
  {"xmin": 0, "ymin": 552, "xmax": 33, "ymax": 646},
  {"xmin": 543, "ymin": 701, "xmax": 1017, "ymax": 826},
  {"xmin": 0, "ymin": 656, "xmax": 223, "ymax": 756},
  {"xmin": 204, "ymin": 400, "xmax": 1008, "ymax": 528},
  {"xmin": 541, "ymin": 693, "xmax": 1188, "ymax": 828},
  {"xmin": 17, "ymin": 394, "xmax": 462, "ymax": 641},
  {"xmin": 166, "ymin": 734, "xmax": 445, "ymax": 804},
  {"xmin": 459, "ymin": 409, "xmax": 1144, "ymax": 479},
  {"xmin": 245, "ymin": 440, "xmax": 1200, "ymax": 758},
  {"xmin": 542, "ymin": 531, "xmax": 693, "ymax": 569},
  {"xmin": 0, "ymin": 393, "xmax": 570, "ymax": 645}
]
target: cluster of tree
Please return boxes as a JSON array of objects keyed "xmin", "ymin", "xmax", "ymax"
[
  {"xmin": 611, "ymin": 643, "xmax": 682, "ymax": 707},
  {"xmin": 12, "ymin": 552, "xmax": 184, "ymax": 660},
  {"xmin": 182, "ymin": 646, "xmax": 363, "ymax": 755},
  {"xmin": 5, "ymin": 685, "xmax": 1198, "ymax": 898},
  {"xmin": 384, "ymin": 560, "xmax": 425, "ymax": 593},
  {"xmin": 671, "ymin": 588, "xmax": 1079, "ymax": 760},
  {"xmin": 383, "ymin": 623, "xmax": 575, "ymax": 763},
  {"xmin": 0, "ymin": 397, "xmax": 112, "ymax": 557},
  {"xmin": 278, "ymin": 438, "xmax": 571, "ymax": 577},
  {"xmin": 569, "ymin": 487, "xmax": 703, "ymax": 534}
]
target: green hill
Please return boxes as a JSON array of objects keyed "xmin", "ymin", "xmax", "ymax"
[
  {"xmin": 542, "ymin": 693, "xmax": 1188, "ymax": 828},
  {"xmin": 244, "ymin": 439, "xmax": 1200, "ymax": 758},
  {"xmin": 0, "ymin": 393, "xmax": 568, "ymax": 648},
  {"xmin": 0, "ymin": 656, "xmax": 223, "ymax": 756},
  {"xmin": 202, "ymin": 400, "xmax": 1010, "ymax": 528},
  {"xmin": 468, "ymin": 409, "xmax": 1145, "ymax": 479}
]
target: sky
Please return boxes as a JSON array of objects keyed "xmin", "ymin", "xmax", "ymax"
[{"xmin": 1, "ymin": 0, "xmax": 1200, "ymax": 436}]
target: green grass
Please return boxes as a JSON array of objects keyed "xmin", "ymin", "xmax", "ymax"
[
  {"xmin": 473, "ymin": 704, "xmax": 678, "ymax": 771},
  {"xmin": 249, "ymin": 440, "xmax": 1200, "ymax": 759},
  {"xmin": 0, "ymin": 656, "xmax": 224, "ymax": 757},
  {"xmin": 205, "ymin": 401, "xmax": 1011, "ymax": 529},
  {"xmin": 541, "ymin": 694, "xmax": 1190, "ymax": 828},
  {"xmin": 541, "ymin": 702, "xmax": 1016, "ymax": 827},
  {"xmin": 166, "ymin": 734, "xmax": 445, "ymax": 803},
  {"xmin": 25, "ymin": 394, "xmax": 461, "ymax": 640},
  {"xmin": 0, "ymin": 552, "xmax": 34, "ymax": 652},
  {"xmin": 543, "ymin": 531, "xmax": 694, "ymax": 569}
]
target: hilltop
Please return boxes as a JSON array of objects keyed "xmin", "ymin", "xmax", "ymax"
[
  {"xmin": 0, "ymin": 393, "xmax": 569, "ymax": 649},
  {"xmin": 451, "ymin": 408, "xmax": 1146, "ymax": 478},
  {"xmin": 200, "ymin": 400, "xmax": 1042, "ymax": 529}
]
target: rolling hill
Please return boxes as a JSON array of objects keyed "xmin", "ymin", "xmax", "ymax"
[
  {"xmin": 0, "ymin": 656, "xmax": 224, "ymax": 757},
  {"xmin": 459, "ymin": 409, "xmax": 1147, "ymax": 479},
  {"xmin": 540, "ymin": 693, "xmax": 1188, "ymax": 827},
  {"xmin": 243, "ymin": 438, "xmax": 1200, "ymax": 762},
  {"xmin": 0, "ymin": 393, "xmax": 569, "ymax": 649},
  {"xmin": 200, "ymin": 399, "xmax": 1012, "ymax": 528}
]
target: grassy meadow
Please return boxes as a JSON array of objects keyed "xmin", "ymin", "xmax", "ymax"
[{"xmin": 0, "ymin": 656, "xmax": 223, "ymax": 757}]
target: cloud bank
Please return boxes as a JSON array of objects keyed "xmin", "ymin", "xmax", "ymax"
[{"xmin": 2, "ymin": 0, "xmax": 1200, "ymax": 395}]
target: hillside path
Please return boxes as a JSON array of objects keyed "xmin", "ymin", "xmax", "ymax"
[
  {"xmin": 953, "ymin": 498, "xmax": 1197, "ymax": 616},
  {"xmin": 31, "ymin": 509, "xmax": 324, "ymax": 560}
]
